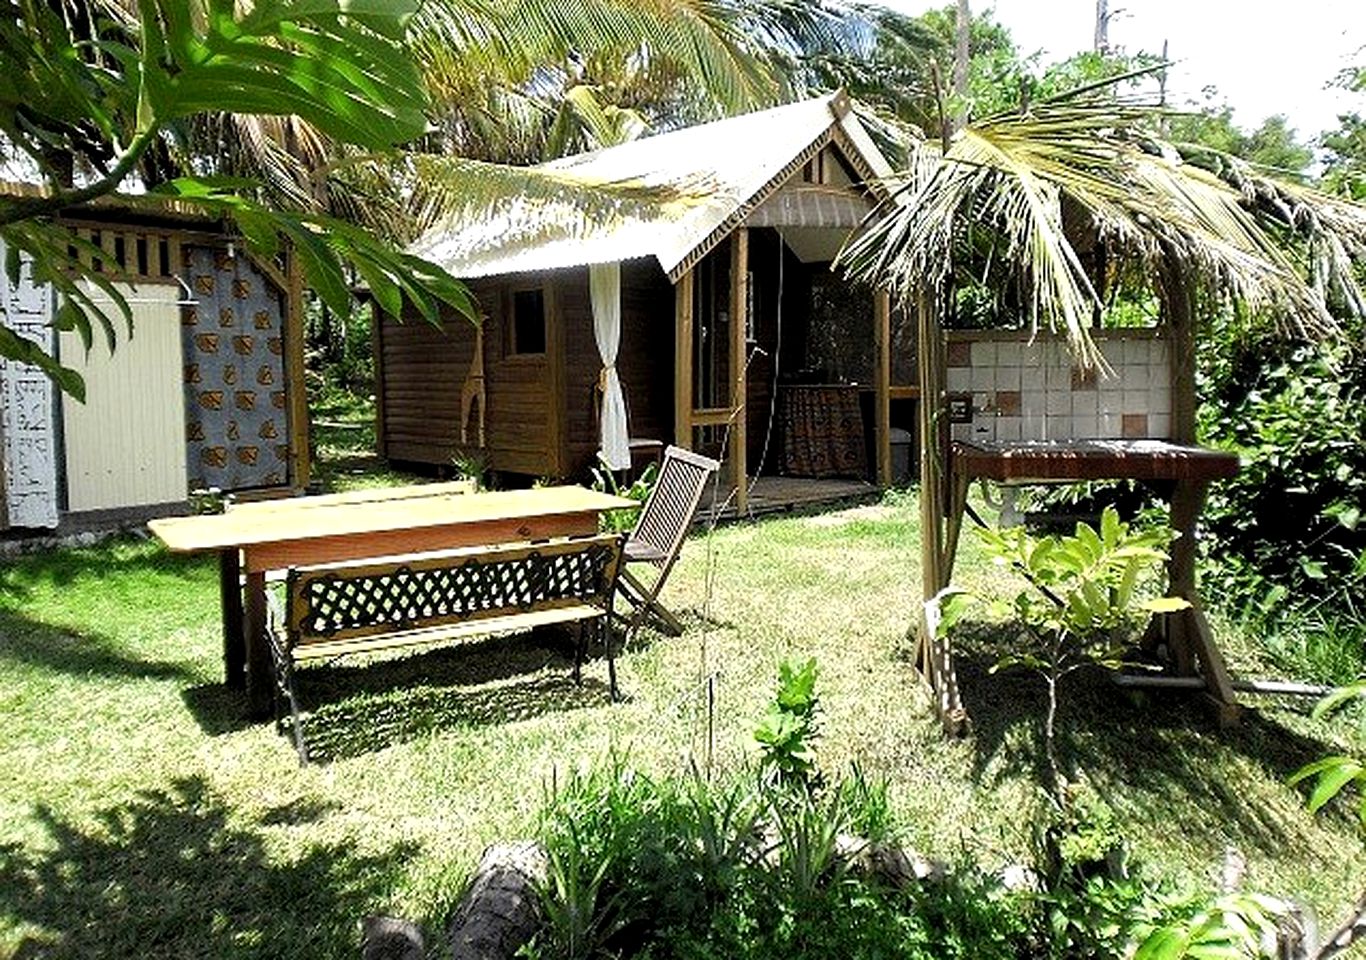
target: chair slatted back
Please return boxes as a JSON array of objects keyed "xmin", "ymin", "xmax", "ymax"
[
  {"xmin": 287, "ymin": 534, "xmax": 624, "ymax": 647},
  {"xmin": 629, "ymin": 446, "xmax": 720, "ymax": 569}
]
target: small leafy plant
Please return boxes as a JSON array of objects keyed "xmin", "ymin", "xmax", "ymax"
[
  {"xmin": 590, "ymin": 457, "xmax": 659, "ymax": 533},
  {"xmin": 1289, "ymin": 680, "xmax": 1366, "ymax": 823},
  {"xmin": 753, "ymin": 657, "xmax": 822, "ymax": 790},
  {"xmin": 977, "ymin": 507, "xmax": 1187, "ymax": 804}
]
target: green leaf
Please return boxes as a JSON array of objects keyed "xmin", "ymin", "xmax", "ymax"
[
  {"xmin": 0, "ymin": 327, "xmax": 84, "ymax": 401},
  {"xmin": 1299, "ymin": 558, "xmax": 1327, "ymax": 580},
  {"xmin": 1306, "ymin": 757, "xmax": 1363, "ymax": 813},
  {"xmin": 1140, "ymin": 597, "xmax": 1193, "ymax": 614}
]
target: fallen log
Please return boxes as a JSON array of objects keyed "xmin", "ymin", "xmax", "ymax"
[{"xmin": 447, "ymin": 841, "xmax": 549, "ymax": 960}]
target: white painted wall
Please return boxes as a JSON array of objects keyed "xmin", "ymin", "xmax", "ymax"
[{"xmin": 60, "ymin": 283, "xmax": 187, "ymax": 512}]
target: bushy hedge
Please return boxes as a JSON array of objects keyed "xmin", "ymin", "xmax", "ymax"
[{"xmin": 1198, "ymin": 318, "xmax": 1366, "ymax": 682}]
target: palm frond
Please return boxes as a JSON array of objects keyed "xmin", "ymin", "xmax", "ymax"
[
  {"xmin": 840, "ymin": 102, "xmax": 1366, "ymax": 363},
  {"xmin": 403, "ymin": 153, "xmax": 716, "ymax": 251}
]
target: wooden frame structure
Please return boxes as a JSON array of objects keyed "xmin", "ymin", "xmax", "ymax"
[
  {"xmin": 911, "ymin": 288, "xmax": 1244, "ymax": 736},
  {"xmin": 0, "ymin": 193, "xmax": 310, "ymax": 533},
  {"xmin": 381, "ymin": 93, "xmax": 909, "ymax": 505}
]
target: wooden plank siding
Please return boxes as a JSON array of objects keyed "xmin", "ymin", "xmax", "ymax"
[
  {"xmin": 561, "ymin": 261, "xmax": 676, "ymax": 476},
  {"xmin": 376, "ymin": 297, "xmax": 476, "ymax": 465},
  {"xmin": 378, "ymin": 263, "xmax": 675, "ymax": 479}
]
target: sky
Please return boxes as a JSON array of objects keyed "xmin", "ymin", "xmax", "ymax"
[{"xmin": 883, "ymin": 0, "xmax": 1365, "ymax": 140}]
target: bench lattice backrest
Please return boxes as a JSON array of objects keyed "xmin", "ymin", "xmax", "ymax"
[{"xmin": 286, "ymin": 534, "xmax": 624, "ymax": 648}]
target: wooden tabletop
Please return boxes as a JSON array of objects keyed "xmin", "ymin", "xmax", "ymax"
[
  {"xmin": 150, "ymin": 484, "xmax": 638, "ymax": 553},
  {"xmin": 953, "ymin": 439, "xmax": 1241, "ymax": 483}
]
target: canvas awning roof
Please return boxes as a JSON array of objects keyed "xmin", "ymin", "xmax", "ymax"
[{"xmin": 409, "ymin": 91, "xmax": 894, "ymax": 283}]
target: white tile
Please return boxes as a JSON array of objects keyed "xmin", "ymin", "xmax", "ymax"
[
  {"xmin": 1149, "ymin": 386, "xmax": 1171, "ymax": 415},
  {"xmin": 1021, "ymin": 342, "xmax": 1044, "ymax": 367},
  {"xmin": 1022, "ymin": 411, "xmax": 1047, "ymax": 440},
  {"xmin": 995, "ymin": 366, "xmax": 1022, "ymax": 390},
  {"xmin": 951, "ymin": 422, "xmax": 974, "ymax": 442},
  {"xmin": 1096, "ymin": 343, "xmax": 1121, "ymax": 369},
  {"xmin": 1122, "ymin": 389, "xmax": 1148, "ymax": 412},
  {"xmin": 946, "ymin": 367, "xmax": 972, "ymax": 392},
  {"xmin": 1020, "ymin": 365, "xmax": 1045, "ymax": 391},
  {"xmin": 1045, "ymin": 389, "xmax": 1071, "ymax": 415},
  {"xmin": 1099, "ymin": 369, "xmax": 1124, "ymax": 393},
  {"xmin": 971, "ymin": 341, "xmax": 997, "ymax": 366},
  {"xmin": 1021, "ymin": 390, "xmax": 1047, "ymax": 415},
  {"xmin": 971, "ymin": 366, "xmax": 997, "ymax": 391},
  {"xmin": 1149, "ymin": 414, "xmax": 1171, "ymax": 438},
  {"xmin": 972, "ymin": 421, "xmax": 994, "ymax": 440},
  {"xmin": 1070, "ymin": 414, "xmax": 1098, "ymax": 438},
  {"xmin": 1098, "ymin": 413, "xmax": 1122, "ymax": 438},
  {"xmin": 995, "ymin": 417, "xmax": 1022, "ymax": 441},
  {"xmin": 1098, "ymin": 395, "xmax": 1122, "ymax": 417},
  {"xmin": 1045, "ymin": 362, "xmax": 1071, "ymax": 389},
  {"xmin": 1146, "ymin": 363, "xmax": 1168, "ymax": 390},
  {"xmin": 1071, "ymin": 391, "xmax": 1098, "ymax": 416}
]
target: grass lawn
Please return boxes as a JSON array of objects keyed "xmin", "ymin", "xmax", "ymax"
[{"xmin": 1, "ymin": 480, "xmax": 1364, "ymax": 957}]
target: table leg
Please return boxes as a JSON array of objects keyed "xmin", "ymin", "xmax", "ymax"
[
  {"xmin": 218, "ymin": 549, "xmax": 245, "ymax": 689},
  {"xmin": 244, "ymin": 570, "xmax": 272, "ymax": 720}
]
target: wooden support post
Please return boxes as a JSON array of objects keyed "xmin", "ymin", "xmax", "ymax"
[
  {"xmin": 219, "ymin": 549, "xmax": 245, "ymax": 689},
  {"xmin": 874, "ymin": 289, "xmax": 892, "ymax": 487},
  {"xmin": 1165, "ymin": 478, "xmax": 1240, "ymax": 722},
  {"xmin": 674, "ymin": 270, "xmax": 694, "ymax": 449},
  {"xmin": 1161, "ymin": 256, "xmax": 1197, "ymax": 445},
  {"xmin": 372, "ymin": 305, "xmax": 388, "ymax": 458},
  {"xmin": 244, "ymin": 570, "xmax": 271, "ymax": 720},
  {"xmin": 730, "ymin": 229, "xmax": 748, "ymax": 515},
  {"xmin": 915, "ymin": 292, "xmax": 965, "ymax": 736},
  {"xmin": 1159, "ymin": 256, "xmax": 1238, "ymax": 724},
  {"xmin": 545, "ymin": 282, "xmax": 567, "ymax": 477},
  {"xmin": 943, "ymin": 470, "xmax": 971, "ymax": 584},
  {"xmin": 285, "ymin": 250, "xmax": 311, "ymax": 490}
]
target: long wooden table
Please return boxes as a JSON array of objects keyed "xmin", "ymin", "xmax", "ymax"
[{"xmin": 150, "ymin": 484, "xmax": 638, "ymax": 717}]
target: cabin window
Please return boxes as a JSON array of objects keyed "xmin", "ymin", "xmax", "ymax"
[{"xmin": 509, "ymin": 288, "xmax": 547, "ymax": 355}]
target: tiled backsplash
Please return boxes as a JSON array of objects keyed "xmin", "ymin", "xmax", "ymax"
[{"xmin": 946, "ymin": 331, "xmax": 1171, "ymax": 443}]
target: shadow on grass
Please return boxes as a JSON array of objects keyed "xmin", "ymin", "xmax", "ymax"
[
  {"xmin": 952, "ymin": 620, "xmax": 1338, "ymax": 857},
  {"xmin": 0, "ymin": 536, "xmax": 207, "ymax": 601},
  {"xmin": 0, "ymin": 609, "xmax": 199, "ymax": 684},
  {"xmin": 0, "ymin": 777, "xmax": 414, "ymax": 959},
  {"xmin": 246, "ymin": 630, "xmax": 611, "ymax": 762}
]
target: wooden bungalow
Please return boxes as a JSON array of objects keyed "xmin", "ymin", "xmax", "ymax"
[
  {"xmin": 376, "ymin": 93, "xmax": 917, "ymax": 513},
  {"xmin": 0, "ymin": 190, "xmax": 309, "ymax": 532}
]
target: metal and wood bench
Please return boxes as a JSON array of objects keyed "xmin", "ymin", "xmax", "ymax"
[{"xmin": 268, "ymin": 533, "xmax": 625, "ymax": 763}]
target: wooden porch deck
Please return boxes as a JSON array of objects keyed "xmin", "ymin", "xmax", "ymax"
[{"xmin": 700, "ymin": 475, "xmax": 880, "ymax": 523}]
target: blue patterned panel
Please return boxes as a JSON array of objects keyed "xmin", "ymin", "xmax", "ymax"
[{"xmin": 182, "ymin": 246, "xmax": 290, "ymax": 491}]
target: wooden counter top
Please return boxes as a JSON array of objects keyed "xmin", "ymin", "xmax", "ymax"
[{"xmin": 952, "ymin": 439, "xmax": 1240, "ymax": 483}]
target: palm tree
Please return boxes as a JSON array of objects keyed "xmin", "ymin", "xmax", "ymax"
[
  {"xmin": 839, "ymin": 98, "xmax": 1366, "ymax": 365},
  {"xmin": 1, "ymin": 0, "xmax": 846, "ymax": 391}
]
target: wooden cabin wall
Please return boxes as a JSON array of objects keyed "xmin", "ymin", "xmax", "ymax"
[
  {"xmin": 561, "ymin": 262, "xmax": 675, "ymax": 477},
  {"xmin": 376, "ymin": 296, "xmax": 476, "ymax": 465},
  {"xmin": 481, "ymin": 276, "xmax": 559, "ymax": 476}
]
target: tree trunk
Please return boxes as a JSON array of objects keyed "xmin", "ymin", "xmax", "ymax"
[
  {"xmin": 1094, "ymin": 0, "xmax": 1110, "ymax": 54},
  {"xmin": 448, "ymin": 841, "xmax": 549, "ymax": 960},
  {"xmin": 953, "ymin": 0, "xmax": 971, "ymax": 126}
]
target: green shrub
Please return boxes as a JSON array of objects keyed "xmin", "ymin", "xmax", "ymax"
[{"xmin": 1198, "ymin": 323, "xmax": 1366, "ymax": 681}]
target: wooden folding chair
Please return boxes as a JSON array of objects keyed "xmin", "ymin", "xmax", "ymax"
[{"xmin": 617, "ymin": 445, "xmax": 720, "ymax": 637}]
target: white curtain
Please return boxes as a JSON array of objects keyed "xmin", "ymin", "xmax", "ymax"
[{"xmin": 590, "ymin": 262, "xmax": 631, "ymax": 469}]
